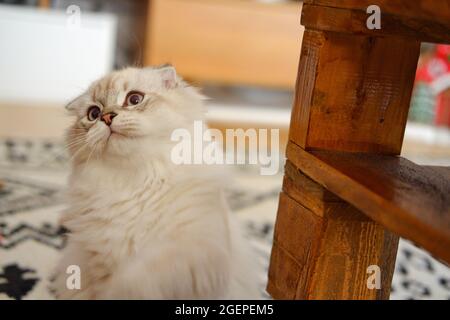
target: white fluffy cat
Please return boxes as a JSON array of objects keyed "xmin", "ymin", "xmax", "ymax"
[{"xmin": 53, "ymin": 66, "xmax": 261, "ymax": 299}]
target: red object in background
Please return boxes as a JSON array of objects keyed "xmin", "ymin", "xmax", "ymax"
[
  {"xmin": 436, "ymin": 89, "xmax": 450, "ymax": 126},
  {"xmin": 434, "ymin": 45, "xmax": 450, "ymax": 126},
  {"xmin": 415, "ymin": 45, "xmax": 449, "ymax": 83},
  {"xmin": 436, "ymin": 44, "xmax": 450, "ymax": 61},
  {"xmin": 415, "ymin": 44, "xmax": 450, "ymax": 127}
]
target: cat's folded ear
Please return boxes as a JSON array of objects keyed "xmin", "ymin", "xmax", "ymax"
[
  {"xmin": 159, "ymin": 65, "xmax": 178, "ymax": 89},
  {"xmin": 64, "ymin": 95, "xmax": 80, "ymax": 112}
]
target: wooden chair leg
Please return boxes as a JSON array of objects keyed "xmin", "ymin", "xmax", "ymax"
[{"xmin": 267, "ymin": 162, "xmax": 398, "ymax": 299}]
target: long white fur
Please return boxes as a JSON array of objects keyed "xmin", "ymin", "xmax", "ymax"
[{"xmin": 52, "ymin": 67, "xmax": 261, "ymax": 299}]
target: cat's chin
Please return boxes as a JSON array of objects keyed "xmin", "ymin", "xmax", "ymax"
[{"xmin": 102, "ymin": 134, "xmax": 145, "ymax": 157}]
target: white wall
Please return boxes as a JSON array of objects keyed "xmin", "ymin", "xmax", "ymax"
[{"xmin": 0, "ymin": 4, "xmax": 117, "ymax": 105}]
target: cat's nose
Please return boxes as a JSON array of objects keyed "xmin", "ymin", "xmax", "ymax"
[{"xmin": 101, "ymin": 112, "xmax": 117, "ymax": 126}]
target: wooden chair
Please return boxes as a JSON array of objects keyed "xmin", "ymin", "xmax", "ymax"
[{"xmin": 267, "ymin": 0, "xmax": 450, "ymax": 300}]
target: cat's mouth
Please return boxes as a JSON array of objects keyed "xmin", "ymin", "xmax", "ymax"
[
  {"xmin": 106, "ymin": 128, "xmax": 127, "ymax": 142},
  {"xmin": 111, "ymin": 131, "xmax": 124, "ymax": 137}
]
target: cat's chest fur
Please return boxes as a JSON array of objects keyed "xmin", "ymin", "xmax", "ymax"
[
  {"xmin": 62, "ymin": 162, "xmax": 224, "ymax": 273},
  {"xmin": 63, "ymin": 164, "xmax": 175, "ymax": 266}
]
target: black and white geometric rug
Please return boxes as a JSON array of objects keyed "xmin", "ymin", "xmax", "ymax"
[{"xmin": 0, "ymin": 139, "xmax": 449, "ymax": 300}]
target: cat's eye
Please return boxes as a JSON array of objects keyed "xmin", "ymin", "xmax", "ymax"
[
  {"xmin": 124, "ymin": 91, "xmax": 144, "ymax": 107},
  {"xmin": 87, "ymin": 106, "xmax": 101, "ymax": 121}
]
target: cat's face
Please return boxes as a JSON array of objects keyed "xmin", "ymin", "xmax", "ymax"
[{"xmin": 66, "ymin": 67, "xmax": 203, "ymax": 163}]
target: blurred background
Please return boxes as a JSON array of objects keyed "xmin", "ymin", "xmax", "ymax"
[
  {"xmin": 0, "ymin": 0, "xmax": 449, "ymax": 300},
  {"xmin": 0, "ymin": 0, "xmax": 449, "ymax": 159}
]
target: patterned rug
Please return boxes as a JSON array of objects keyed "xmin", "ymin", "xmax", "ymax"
[{"xmin": 0, "ymin": 139, "xmax": 449, "ymax": 300}]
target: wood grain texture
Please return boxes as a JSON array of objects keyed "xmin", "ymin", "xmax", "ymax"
[
  {"xmin": 284, "ymin": 163, "xmax": 398, "ymax": 300},
  {"xmin": 145, "ymin": 0, "xmax": 303, "ymax": 88},
  {"xmin": 289, "ymin": 30, "xmax": 420, "ymax": 154},
  {"xmin": 305, "ymin": 0, "xmax": 450, "ymax": 31},
  {"xmin": 424, "ymin": 166, "xmax": 450, "ymax": 181},
  {"xmin": 307, "ymin": 205, "xmax": 398, "ymax": 300},
  {"xmin": 301, "ymin": 3, "xmax": 450, "ymax": 44},
  {"xmin": 268, "ymin": 188, "xmax": 398, "ymax": 299},
  {"xmin": 287, "ymin": 141, "xmax": 450, "ymax": 263},
  {"xmin": 283, "ymin": 160, "xmax": 341, "ymax": 217},
  {"xmin": 268, "ymin": 192, "xmax": 324, "ymax": 299}
]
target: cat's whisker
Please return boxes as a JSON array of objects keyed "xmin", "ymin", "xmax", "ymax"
[
  {"xmin": 66, "ymin": 136, "xmax": 87, "ymax": 145},
  {"xmin": 36, "ymin": 138, "xmax": 87, "ymax": 166},
  {"xmin": 59, "ymin": 139, "xmax": 88, "ymax": 156},
  {"xmin": 65, "ymin": 129, "xmax": 85, "ymax": 137},
  {"xmin": 82, "ymin": 141, "xmax": 98, "ymax": 173},
  {"xmin": 67, "ymin": 142, "xmax": 90, "ymax": 164},
  {"xmin": 65, "ymin": 133, "xmax": 87, "ymax": 142}
]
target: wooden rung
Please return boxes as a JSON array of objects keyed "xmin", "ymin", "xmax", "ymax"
[
  {"xmin": 302, "ymin": 2, "xmax": 450, "ymax": 44},
  {"xmin": 287, "ymin": 141, "xmax": 450, "ymax": 263},
  {"xmin": 304, "ymin": 0, "xmax": 450, "ymax": 28}
]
